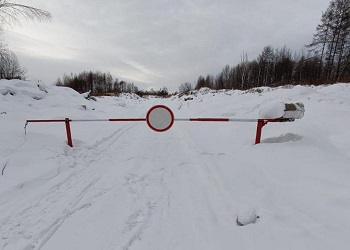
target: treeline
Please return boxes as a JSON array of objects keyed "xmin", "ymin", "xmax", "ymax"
[
  {"xmin": 189, "ymin": 0, "xmax": 350, "ymax": 91},
  {"xmin": 191, "ymin": 46, "xmax": 327, "ymax": 91},
  {"xmin": 55, "ymin": 71, "xmax": 170, "ymax": 97},
  {"xmin": 55, "ymin": 71, "xmax": 138, "ymax": 94},
  {"xmin": 136, "ymin": 87, "xmax": 169, "ymax": 97}
]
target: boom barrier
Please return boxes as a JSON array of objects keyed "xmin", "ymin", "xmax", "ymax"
[{"xmin": 25, "ymin": 104, "xmax": 304, "ymax": 147}]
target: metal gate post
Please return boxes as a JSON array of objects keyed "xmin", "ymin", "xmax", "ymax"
[
  {"xmin": 65, "ymin": 118, "xmax": 73, "ymax": 147},
  {"xmin": 255, "ymin": 119, "xmax": 268, "ymax": 144}
]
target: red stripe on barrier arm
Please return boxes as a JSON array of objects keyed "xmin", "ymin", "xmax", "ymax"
[
  {"xmin": 26, "ymin": 119, "xmax": 66, "ymax": 123},
  {"xmin": 24, "ymin": 119, "xmax": 67, "ymax": 136},
  {"xmin": 189, "ymin": 118, "xmax": 230, "ymax": 122},
  {"xmin": 109, "ymin": 118, "xmax": 146, "ymax": 122},
  {"xmin": 25, "ymin": 118, "xmax": 73, "ymax": 147}
]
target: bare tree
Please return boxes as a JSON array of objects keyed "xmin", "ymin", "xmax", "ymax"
[
  {"xmin": 178, "ymin": 82, "xmax": 192, "ymax": 94},
  {"xmin": 238, "ymin": 51, "xmax": 251, "ymax": 89},
  {"xmin": 0, "ymin": 0, "xmax": 51, "ymax": 27},
  {"xmin": 0, "ymin": 43, "xmax": 26, "ymax": 79},
  {"xmin": 0, "ymin": 1, "xmax": 51, "ymax": 79},
  {"xmin": 307, "ymin": 0, "xmax": 350, "ymax": 81}
]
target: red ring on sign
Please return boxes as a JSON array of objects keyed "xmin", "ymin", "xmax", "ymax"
[{"xmin": 146, "ymin": 105, "xmax": 174, "ymax": 132}]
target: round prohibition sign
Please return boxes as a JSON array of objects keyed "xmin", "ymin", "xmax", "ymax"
[{"xmin": 146, "ymin": 105, "xmax": 174, "ymax": 132}]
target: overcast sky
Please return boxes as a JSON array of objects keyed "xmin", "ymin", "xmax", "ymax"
[{"xmin": 5, "ymin": 0, "xmax": 330, "ymax": 92}]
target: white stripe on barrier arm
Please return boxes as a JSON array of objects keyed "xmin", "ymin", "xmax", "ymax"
[{"xmin": 71, "ymin": 119, "xmax": 110, "ymax": 122}]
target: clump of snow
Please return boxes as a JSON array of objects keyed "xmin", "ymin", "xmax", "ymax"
[
  {"xmin": 259, "ymin": 101, "xmax": 286, "ymax": 118},
  {"xmin": 81, "ymin": 90, "xmax": 91, "ymax": 99},
  {"xmin": 37, "ymin": 84, "xmax": 48, "ymax": 93},
  {"xmin": 259, "ymin": 102, "xmax": 305, "ymax": 119},
  {"xmin": 236, "ymin": 208, "xmax": 259, "ymax": 226}
]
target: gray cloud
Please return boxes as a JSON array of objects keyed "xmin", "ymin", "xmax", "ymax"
[{"xmin": 5, "ymin": 0, "xmax": 330, "ymax": 92}]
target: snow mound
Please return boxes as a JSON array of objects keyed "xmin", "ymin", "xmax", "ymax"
[
  {"xmin": 0, "ymin": 79, "xmax": 92, "ymax": 114},
  {"xmin": 259, "ymin": 102, "xmax": 305, "ymax": 119},
  {"xmin": 259, "ymin": 102, "xmax": 286, "ymax": 118},
  {"xmin": 289, "ymin": 85, "xmax": 317, "ymax": 96},
  {"xmin": 0, "ymin": 80, "xmax": 46, "ymax": 100}
]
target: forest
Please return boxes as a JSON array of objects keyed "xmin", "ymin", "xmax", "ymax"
[{"xmin": 190, "ymin": 0, "xmax": 350, "ymax": 91}]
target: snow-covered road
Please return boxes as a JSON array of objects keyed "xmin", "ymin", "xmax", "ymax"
[
  {"xmin": 1, "ymin": 80, "xmax": 350, "ymax": 249},
  {"xmin": 2, "ymin": 121, "xmax": 241, "ymax": 249}
]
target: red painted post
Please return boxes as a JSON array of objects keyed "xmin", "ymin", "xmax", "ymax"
[
  {"xmin": 65, "ymin": 118, "xmax": 73, "ymax": 147},
  {"xmin": 255, "ymin": 119, "xmax": 268, "ymax": 144}
]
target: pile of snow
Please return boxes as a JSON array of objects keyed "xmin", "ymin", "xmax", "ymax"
[
  {"xmin": 0, "ymin": 80, "xmax": 48, "ymax": 101},
  {"xmin": 259, "ymin": 101, "xmax": 286, "ymax": 118},
  {"xmin": 259, "ymin": 102, "xmax": 305, "ymax": 119},
  {"xmin": 1, "ymin": 79, "xmax": 350, "ymax": 250}
]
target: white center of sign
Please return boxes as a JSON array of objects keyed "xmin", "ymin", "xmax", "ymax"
[{"xmin": 146, "ymin": 105, "xmax": 174, "ymax": 132}]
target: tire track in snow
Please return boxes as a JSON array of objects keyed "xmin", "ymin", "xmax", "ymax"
[
  {"xmin": 173, "ymin": 124, "xmax": 237, "ymax": 217},
  {"xmin": 0, "ymin": 122, "xmax": 141, "ymax": 250},
  {"xmin": 94, "ymin": 128, "xmax": 174, "ymax": 250},
  {"xmin": 121, "ymin": 167, "xmax": 167, "ymax": 250},
  {"xmin": 126, "ymin": 124, "xmax": 240, "ymax": 249},
  {"xmin": 37, "ymin": 123, "xmax": 143, "ymax": 249},
  {"xmin": 0, "ymin": 174, "xmax": 102, "ymax": 250},
  {"xmin": 100, "ymin": 122, "xmax": 236, "ymax": 249}
]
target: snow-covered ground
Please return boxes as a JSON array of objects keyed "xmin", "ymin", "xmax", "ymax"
[{"xmin": 1, "ymin": 79, "xmax": 350, "ymax": 250}]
